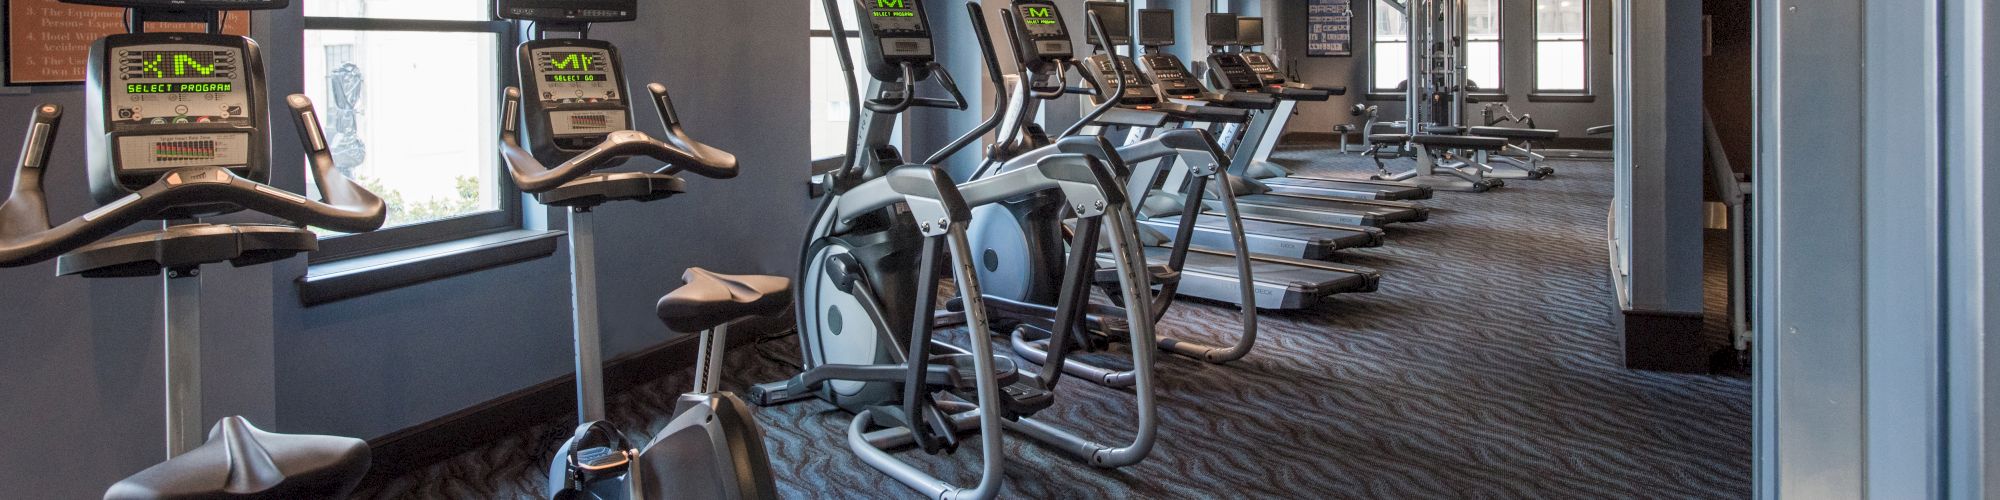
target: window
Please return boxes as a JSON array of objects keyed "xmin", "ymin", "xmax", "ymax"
[
  {"xmin": 1465, "ymin": 0, "xmax": 1500, "ymax": 92},
  {"xmin": 810, "ymin": 1, "xmax": 865, "ymax": 160},
  {"xmin": 1370, "ymin": 0, "xmax": 1408, "ymax": 92},
  {"xmin": 1534, "ymin": 0, "xmax": 1589, "ymax": 93},
  {"xmin": 303, "ymin": 0, "xmax": 517, "ymax": 261},
  {"xmin": 1371, "ymin": 0, "xmax": 1499, "ymax": 94}
]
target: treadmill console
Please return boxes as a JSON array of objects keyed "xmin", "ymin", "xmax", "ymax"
[
  {"xmin": 1134, "ymin": 9, "xmax": 1203, "ymax": 98},
  {"xmin": 496, "ymin": 0, "xmax": 637, "ymax": 23},
  {"xmin": 1081, "ymin": 2, "xmax": 1156, "ymax": 105},
  {"xmin": 1202, "ymin": 13, "xmax": 1262, "ymax": 92},
  {"xmin": 1009, "ymin": 1, "xmax": 1073, "ymax": 64},
  {"xmin": 516, "ymin": 39, "xmax": 632, "ymax": 163},
  {"xmin": 1236, "ymin": 17, "xmax": 1285, "ymax": 84},
  {"xmin": 1206, "ymin": 53, "xmax": 1265, "ymax": 92},
  {"xmin": 86, "ymin": 33, "xmax": 267, "ymax": 207},
  {"xmin": 1082, "ymin": 56, "xmax": 1158, "ymax": 105},
  {"xmin": 857, "ymin": 0, "xmax": 935, "ymax": 81}
]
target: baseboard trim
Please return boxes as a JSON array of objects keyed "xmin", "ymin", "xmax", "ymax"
[
  {"xmin": 1618, "ymin": 308, "xmax": 1708, "ymax": 373},
  {"xmin": 356, "ymin": 311, "xmax": 794, "ymax": 488}
]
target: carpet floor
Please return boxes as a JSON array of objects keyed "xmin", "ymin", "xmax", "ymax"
[{"xmin": 355, "ymin": 142, "xmax": 1753, "ymax": 499}]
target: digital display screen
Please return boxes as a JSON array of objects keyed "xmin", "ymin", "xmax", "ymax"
[
  {"xmin": 1205, "ymin": 14, "xmax": 1238, "ymax": 46},
  {"xmin": 1084, "ymin": 2, "xmax": 1130, "ymax": 43},
  {"xmin": 868, "ymin": 0, "xmax": 925, "ymax": 32},
  {"xmin": 123, "ymin": 51, "xmax": 236, "ymax": 79},
  {"xmin": 1018, "ymin": 4, "xmax": 1065, "ymax": 36},
  {"xmin": 545, "ymin": 74, "xmax": 607, "ymax": 82},
  {"xmin": 110, "ymin": 45, "xmax": 252, "ymax": 128},
  {"xmin": 126, "ymin": 83, "xmax": 234, "ymax": 94},
  {"xmin": 1237, "ymin": 17, "xmax": 1265, "ymax": 45},
  {"xmin": 540, "ymin": 52, "xmax": 608, "ymax": 72},
  {"xmin": 1138, "ymin": 10, "xmax": 1176, "ymax": 45},
  {"xmin": 530, "ymin": 47, "xmax": 623, "ymax": 105}
]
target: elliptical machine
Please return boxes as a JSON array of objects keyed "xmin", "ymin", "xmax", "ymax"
[
  {"xmin": 749, "ymin": 1, "xmax": 1147, "ymax": 497},
  {"xmin": 980, "ymin": 1, "xmax": 1268, "ymax": 381},
  {"xmin": 490, "ymin": 2, "xmax": 776, "ymax": 499},
  {"xmin": 0, "ymin": 0, "xmax": 387, "ymax": 497}
]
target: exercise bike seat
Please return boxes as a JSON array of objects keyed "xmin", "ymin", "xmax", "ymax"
[
  {"xmin": 657, "ymin": 268, "xmax": 793, "ymax": 333},
  {"xmin": 104, "ymin": 416, "xmax": 370, "ymax": 500}
]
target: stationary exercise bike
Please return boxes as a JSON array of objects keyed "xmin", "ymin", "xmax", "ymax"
[
  {"xmin": 749, "ymin": 1, "xmax": 1145, "ymax": 497},
  {"xmin": 490, "ymin": 2, "xmax": 777, "ymax": 499},
  {"xmin": 0, "ymin": 0, "xmax": 387, "ymax": 497}
]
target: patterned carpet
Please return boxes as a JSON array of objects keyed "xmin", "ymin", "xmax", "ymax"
[{"xmin": 356, "ymin": 143, "xmax": 1753, "ymax": 499}]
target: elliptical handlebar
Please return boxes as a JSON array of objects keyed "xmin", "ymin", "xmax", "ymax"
[
  {"xmin": 1057, "ymin": 11, "xmax": 1125, "ymax": 139},
  {"xmin": 863, "ymin": 61, "xmax": 972, "ymax": 114},
  {"xmin": 997, "ymin": 8, "xmax": 1067, "ymax": 101},
  {"xmin": 919, "ymin": 3, "xmax": 1011, "ymax": 167},
  {"xmin": 0, "ymin": 97, "xmax": 390, "ymax": 268},
  {"xmin": 830, "ymin": 164, "xmax": 973, "ymax": 236},
  {"xmin": 500, "ymin": 86, "xmax": 735, "ymax": 194}
]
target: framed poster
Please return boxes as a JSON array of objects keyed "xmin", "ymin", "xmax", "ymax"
[
  {"xmin": 5, "ymin": 0, "xmax": 251, "ymax": 85},
  {"xmin": 1307, "ymin": 0, "xmax": 1352, "ymax": 57}
]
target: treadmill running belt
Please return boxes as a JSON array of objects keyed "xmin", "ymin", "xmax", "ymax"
[
  {"xmin": 1259, "ymin": 176, "xmax": 1433, "ymax": 201},
  {"xmin": 1224, "ymin": 194, "xmax": 1428, "ymax": 227},
  {"xmin": 1142, "ymin": 214, "xmax": 1380, "ymax": 260}
]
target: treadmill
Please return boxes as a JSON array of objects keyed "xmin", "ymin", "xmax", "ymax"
[
  {"xmin": 1227, "ymin": 16, "xmax": 1434, "ymax": 202},
  {"xmin": 984, "ymin": 1, "xmax": 1375, "ymax": 310},
  {"xmin": 1122, "ymin": 8, "xmax": 1385, "ymax": 260},
  {"xmin": 1193, "ymin": 14, "xmax": 1431, "ymax": 228}
]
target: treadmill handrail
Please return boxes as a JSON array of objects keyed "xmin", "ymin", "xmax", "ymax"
[{"xmin": 0, "ymin": 98, "xmax": 388, "ymax": 268}]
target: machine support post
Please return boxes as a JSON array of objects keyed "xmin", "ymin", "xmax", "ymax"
[
  {"xmin": 163, "ymin": 264, "xmax": 203, "ymax": 458},
  {"xmin": 568, "ymin": 209, "xmax": 607, "ymax": 423}
]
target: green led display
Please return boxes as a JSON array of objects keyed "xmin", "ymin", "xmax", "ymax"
[
  {"xmin": 133, "ymin": 52, "xmax": 224, "ymax": 79},
  {"xmin": 545, "ymin": 74, "xmax": 606, "ymax": 82},
  {"xmin": 126, "ymin": 82, "xmax": 234, "ymax": 94}
]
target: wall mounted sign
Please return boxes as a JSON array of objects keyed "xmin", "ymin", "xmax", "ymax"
[
  {"xmin": 1307, "ymin": 0, "xmax": 1352, "ymax": 57},
  {"xmin": 6, "ymin": 0, "xmax": 251, "ymax": 85}
]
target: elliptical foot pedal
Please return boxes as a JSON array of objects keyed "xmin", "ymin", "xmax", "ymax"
[
  {"xmin": 1000, "ymin": 382, "xmax": 1056, "ymax": 418},
  {"xmin": 935, "ymin": 353, "xmax": 1021, "ymax": 391}
]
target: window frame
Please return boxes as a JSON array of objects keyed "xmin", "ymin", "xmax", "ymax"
[
  {"xmin": 809, "ymin": 6, "xmax": 861, "ymax": 165},
  {"xmin": 1463, "ymin": 0, "xmax": 1503, "ymax": 95},
  {"xmin": 1368, "ymin": 0, "xmax": 1410, "ymax": 94},
  {"xmin": 299, "ymin": 13, "xmax": 523, "ymax": 264},
  {"xmin": 1531, "ymin": 0, "xmax": 1592, "ymax": 96}
]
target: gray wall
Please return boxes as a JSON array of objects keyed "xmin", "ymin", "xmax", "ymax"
[
  {"xmin": 0, "ymin": 3, "xmax": 809, "ymax": 497},
  {"xmin": 1268, "ymin": 0, "xmax": 1616, "ymax": 139}
]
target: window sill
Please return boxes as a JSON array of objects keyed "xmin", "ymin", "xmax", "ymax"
[
  {"xmin": 1528, "ymin": 93, "xmax": 1596, "ymax": 103},
  {"xmin": 298, "ymin": 228, "xmax": 564, "ymax": 306}
]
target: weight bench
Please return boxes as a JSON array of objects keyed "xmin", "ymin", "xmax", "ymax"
[
  {"xmin": 1367, "ymin": 133, "xmax": 1507, "ymax": 192},
  {"xmin": 1465, "ymin": 126, "xmax": 1561, "ymax": 179}
]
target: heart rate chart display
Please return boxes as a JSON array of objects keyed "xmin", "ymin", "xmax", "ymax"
[
  {"xmin": 117, "ymin": 133, "xmax": 250, "ymax": 171},
  {"xmin": 154, "ymin": 139, "xmax": 219, "ymax": 162}
]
